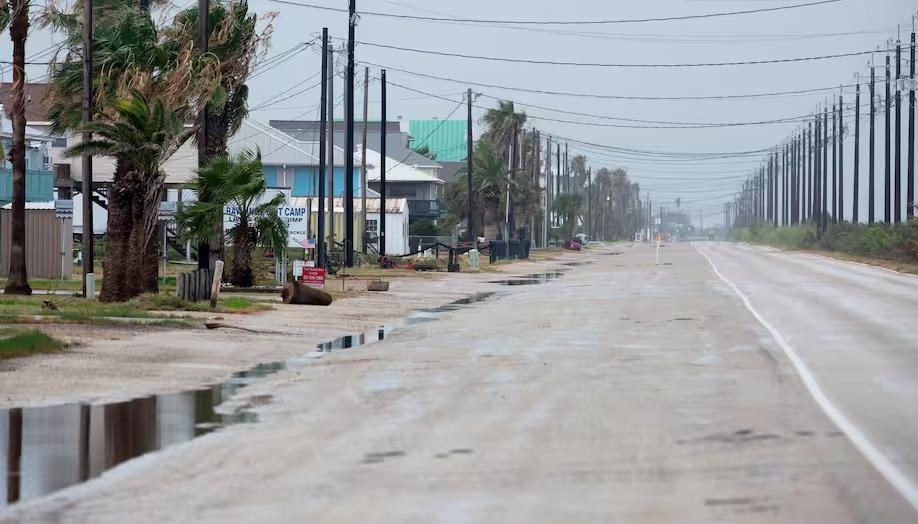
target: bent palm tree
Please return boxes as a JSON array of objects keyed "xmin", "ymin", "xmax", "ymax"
[
  {"xmin": 66, "ymin": 91, "xmax": 196, "ymax": 301},
  {"xmin": 178, "ymin": 149, "xmax": 287, "ymax": 288}
]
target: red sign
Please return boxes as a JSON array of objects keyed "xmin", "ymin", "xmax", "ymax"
[{"xmin": 301, "ymin": 267, "xmax": 326, "ymax": 288}]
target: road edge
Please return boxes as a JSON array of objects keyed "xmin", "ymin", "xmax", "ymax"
[{"xmin": 694, "ymin": 242, "xmax": 918, "ymax": 514}]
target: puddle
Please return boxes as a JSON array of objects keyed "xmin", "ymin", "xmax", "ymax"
[
  {"xmin": 0, "ymin": 291, "xmax": 498, "ymax": 508},
  {"xmin": 561, "ymin": 261, "xmax": 593, "ymax": 267},
  {"xmin": 489, "ymin": 272, "xmax": 565, "ymax": 286}
]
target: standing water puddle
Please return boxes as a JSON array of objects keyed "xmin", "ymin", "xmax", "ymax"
[
  {"xmin": 0, "ymin": 291, "xmax": 498, "ymax": 509},
  {"xmin": 489, "ymin": 272, "xmax": 566, "ymax": 286}
]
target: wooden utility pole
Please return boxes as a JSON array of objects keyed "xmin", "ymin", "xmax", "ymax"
[
  {"xmin": 839, "ymin": 93, "xmax": 844, "ymax": 222},
  {"xmin": 895, "ymin": 41, "xmax": 902, "ymax": 223},
  {"xmin": 869, "ymin": 65, "xmax": 876, "ymax": 225},
  {"xmin": 854, "ymin": 81, "xmax": 861, "ymax": 222},
  {"xmin": 196, "ymin": 0, "xmax": 209, "ymax": 270},
  {"xmin": 885, "ymin": 54, "xmax": 892, "ymax": 224},
  {"xmin": 344, "ymin": 0, "xmax": 356, "ymax": 267},
  {"xmin": 909, "ymin": 31, "xmax": 916, "ymax": 219},
  {"xmin": 380, "ymin": 69, "xmax": 387, "ymax": 257},
  {"xmin": 466, "ymin": 88, "xmax": 474, "ymax": 240},
  {"xmin": 81, "ymin": 0, "xmax": 94, "ymax": 293},
  {"xmin": 360, "ymin": 66, "xmax": 369, "ymax": 254},
  {"xmin": 317, "ymin": 28, "xmax": 328, "ymax": 266},
  {"xmin": 327, "ymin": 45, "xmax": 335, "ymax": 253}
]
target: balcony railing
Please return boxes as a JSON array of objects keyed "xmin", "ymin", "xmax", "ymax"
[{"xmin": 407, "ymin": 199, "xmax": 442, "ymax": 219}]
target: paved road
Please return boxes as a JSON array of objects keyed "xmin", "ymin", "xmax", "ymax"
[
  {"xmin": 2, "ymin": 243, "xmax": 916, "ymax": 523},
  {"xmin": 698, "ymin": 242, "xmax": 918, "ymax": 513}
]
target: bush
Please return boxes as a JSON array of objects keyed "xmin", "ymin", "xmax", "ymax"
[{"xmin": 733, "ymin": 221, "xmax": 918, "ymax": 263}]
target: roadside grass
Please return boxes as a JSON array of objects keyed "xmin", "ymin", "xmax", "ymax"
[
  {"xmin": 0, "ymin": 328, "xmax": 65, "ymax": 360},
  {"xmin": 732, "ymin": 222, "xmax": 918, "ymax": 269},
  {"xmin": 0, "ymin": 294, "xmax": 270, "ymax": 326}
]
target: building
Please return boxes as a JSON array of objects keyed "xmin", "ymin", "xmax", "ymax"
[
  {"xmin": 270, "ymin": 120, "xmax": 444, "ymax": 181},
  {"xmin": 0, "ymin": 106, "xmax": 55, "ymax": 206},
  {"xmin": 363, "ymin": 148, "xmax": 444, "ymax": 222},
  {"xmin": 228, "ymin": 120, "xmax": 363, "ymax": 198},
  {"xmin": 409, "ymin": 119, "xmax": 469, "ymax": 186}
]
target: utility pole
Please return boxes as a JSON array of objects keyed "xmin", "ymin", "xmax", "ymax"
[
  {"xmin": 317, "ymin": 28, "xmax": 328, "ymax": 267},
  {"xmin": 810, "ymin": 109, "xmax": 822, "ymax": 227},
  {"xmin": 326, "ymin": 45, "xmax": 335, "ymax": 255},
  {"xmin": 909, "ymin": 31, "xmax": 916, "ymax": 219},
  {"xmin": 380, "ymin": 69, "xmax": 387, "ymax": 258},
  {"xmin": 819, "ymin": 102, "xmax": 835, "ymax": 233},
  {"xmin": 869, "ymin": 65, "xmax": 876, "ymax": 225},
  {"xmin": 81, "ymin": 0, "xmax": 94, "ymax": 295},
  {"xmin": 839, "ymin": 93, "xmax": 844, "ymax": 222},
  {"xmin": 343, "ymin": 0, "xmax": 356, "ymax": 267},
  {"xmin": 895, "ymin": 40, "xmax": 902, "ymax": 223},
  {"xmin": 886, "ymin": 54, "xmax": 892, "ymax": 224},
  {"xmin": 545, "ymin": 135, "xmax": 551, "ymax": 242},
  {"xmin": 854, "ymin": 81, "xmax": 861, "ymax": 222},
  {"xmin": 805, "ymin": 123, "xmax": 810, "ymax": 221},
  {"xmin": 556, "ymin": 143, "xmax": 561, "ymax": 225},
  {"xmin": 832, "ymin": 101, "xmax": 838, "ymax": 223},
  {"xmin": 360, "ymin": 66, "xmax": 369, "ymax": 254},
  {"xmin": 466, "ymin": 88, "xmax": 474, "ymax": 241},
  {"xmin": 564, "ymin": 143, "xmax": 569, "ymax": 193},
  {"xmin": 587, "ymin": 167, "xmax": 592, "ymax": 239}
]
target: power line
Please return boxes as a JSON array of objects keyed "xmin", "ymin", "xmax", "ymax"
[
  {"xmin": 270, "ymin": 0, "xmax": 840, "ymax": 26},
  {"xmin": 356, "ymin": 40, "xmax": 890, "ymax": 69},
  {"xmin": 387, "ymin": 80, "xmax": 864, "ymax": 129},
  {"xmin": 360, "ymin": 61, "xmax": 863, "ymax": 101}
]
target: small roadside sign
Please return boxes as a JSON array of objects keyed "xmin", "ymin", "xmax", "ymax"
[
  {"xmin": 55, "ymin": 199, "xmax": 73, "ymax": 219},
  {"xmin": 301, "ymin": 267, "xmax": 326, "ymax": 288}
]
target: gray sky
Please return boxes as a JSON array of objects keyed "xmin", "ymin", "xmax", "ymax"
[{"xmin": 4, "ymin": 0, "xmax": 917, "ymax": 224}]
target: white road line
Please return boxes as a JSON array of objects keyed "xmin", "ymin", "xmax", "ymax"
[{"xmin": 695, "ymin": 243, "xmax": 918, "ymax": 514}]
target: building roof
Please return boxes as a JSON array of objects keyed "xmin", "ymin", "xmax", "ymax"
[
  {"xmin": 408, "ymin": 120, "xmax": 468, "ymax": 162},
  {"xmin": 267, "ymin": 120, "xmax": 442, "ymax": 170},
  {"xmin": 0, "ymin": 105, "xmax": 52, "ymax": 140},
  {"xmin": 0, "ymin": 83, "xmax": 51, "ymax": 123},
  {"xmin": 231, "ymin": 120, "xmax": 363, "ymax": 167},
  {"xmin": 364, "ymin": 148, "xmax": 444, "ymax": 185}
]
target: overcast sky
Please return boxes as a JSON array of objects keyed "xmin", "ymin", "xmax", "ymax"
[{"xmin": 4, "ymin": 0, "xmax": 917, "ymax": 224}]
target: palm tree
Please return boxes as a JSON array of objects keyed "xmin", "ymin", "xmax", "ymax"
[
  {"xmin": 178, "ymin": 149, "xmax": 287, "ymax": 288},
  {"xmin": 66, "ymin": 91, "xmax": 196, "ymax": 302},
  {"xmin": 553, "ymin": 193, "xmax": 583, "ymax": 240},
  {"xmin": 1, "ymin": 0, "xmax": 32, "ymax": 295},
  {"xmin": 445, "ymin": 140, "xmax": 511, "ymax": 237},
  {"xmin": 481, "ymin": 101, "xmax": 526, "ymax": 163},
  {"xmin": 166, "ymin": 1, "xmax": 272, "ymax": 270}
]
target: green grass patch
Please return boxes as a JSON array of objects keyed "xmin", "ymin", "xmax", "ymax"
[
  {"xmin": 732, "ymin": 221, "xmax": 918, "ymax": 265},
  {"xmin": 0, "ymin": 328, "xmax": 65, "ymax": 359}
]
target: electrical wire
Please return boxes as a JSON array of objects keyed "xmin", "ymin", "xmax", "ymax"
[
  {"xmin": 357, "ymin": 40, "xmax": 892, "ymax": 69},
  {"xmin": 359, "ymin": 61, "xmax": 865, "ymax": 102},
  {"xmin": 269, "ymin": 0, "xmax": 841, "ymax": 26}
]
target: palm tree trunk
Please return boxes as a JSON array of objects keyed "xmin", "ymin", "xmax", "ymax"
[
  {"xmin": 4, "ymin": 0, "xmax": 31, "ymax": 296},
  {"xmin": 100, "ymin": 159, "xmax": 146, "ymax": 302},
  {"xmin": 229, "ymin": 224, "xmax": 254, "ymax": 287}
]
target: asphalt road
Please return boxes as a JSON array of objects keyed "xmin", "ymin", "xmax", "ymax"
[{"xmin": 2, "ymin": 242, "xmax": 916, "ymax": 523}]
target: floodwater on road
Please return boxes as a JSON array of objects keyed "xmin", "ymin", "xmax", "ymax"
[{"xmin": 0, "ymin": 289, "xmax": 505, "ymax": 509}]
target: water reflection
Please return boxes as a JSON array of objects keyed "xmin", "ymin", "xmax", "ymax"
[
  {"xmin": 0, "ymin": 290, "xmax": 499, "ymax": 509},
  {"xmin": 1, "ymin": 384, "xmax": 254, "ymax": 508}
]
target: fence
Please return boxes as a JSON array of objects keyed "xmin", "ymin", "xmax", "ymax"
[
  {"xmin": 175, "ymin": 268, "xmax": 212, "ymax": 302},
  {"xmin": 489, "ymin": 240, "xmax": 532, "ymax": 263}
]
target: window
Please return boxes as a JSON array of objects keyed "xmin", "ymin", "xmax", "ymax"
[
  {"xmin": 366, "ymin": 219, "xmax": 379, "ymax": 234},
  {"xmin": 52, "ymin": 136, "xmax": 67, "ymax": 148}
]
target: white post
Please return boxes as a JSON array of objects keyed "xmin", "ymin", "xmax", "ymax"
[
  {"xmin": 655, "ymin": 237, "xmax": 661, "ymax": 266},
  {"xmin": 60, "ymin": 218, "xmax": 66, "ymax": 281},
  {"xmin": 161, "ymin": 223, "xmax": 168, "ymax": 283},
  {"xmin": 85, "ymin": 272, "xmax": 95, "ymax": 299},
  {"xmin": 209, "ymin": 260, "xmax": 224, "ymax": 309}
]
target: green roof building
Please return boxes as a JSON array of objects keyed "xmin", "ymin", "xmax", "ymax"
[{"xmin": 408, "ymin": 120, "xmax": 467, "ymax": 163}]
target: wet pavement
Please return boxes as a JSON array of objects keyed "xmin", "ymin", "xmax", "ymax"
[{"xmin": 0, "ymin": 289, "xmax": 504, "ymax": 508}]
